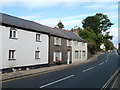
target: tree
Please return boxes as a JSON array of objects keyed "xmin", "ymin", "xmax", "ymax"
[
  {"xmin": 57, "ymin": 21, "xmax": 64, "ymax": 29},
  {"xmin": 82, "ymin": 13, "xmax": 113, "ymax": 37},
  {"xmin": 103, "ymin": 32, "xmax": 113, "ymax": 40},
  {"xmin": 78, "ymin": 27, "xmax": 96, "ymax": 42},
  {"xmin": 78, "ymin": 27, "xmax": 99, "ymax": 53},
  {"xmin": 81, "ymin": 13, "xmax": 114, "ymax": 52},
  {"xmin": 104, "ymin": 39, "xmax": 115, "ymax": 50},
  {"xmin": 82, "ymin": 16, "xmax": 101, "ymax": 35},
  {"xmin": 95, "ymin": 13, "xmax": 114, "ymax": 32}
]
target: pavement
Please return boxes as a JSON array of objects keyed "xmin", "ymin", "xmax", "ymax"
[{"xmin": 1, "ymin": 52, "xmax": 103, "ymax": 81}]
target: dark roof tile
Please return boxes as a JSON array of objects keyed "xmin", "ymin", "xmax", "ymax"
[{"xmin": 0, "ymin": 12, "xmax": 86, "ymax": 42}]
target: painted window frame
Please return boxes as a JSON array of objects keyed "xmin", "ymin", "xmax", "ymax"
[
  {"xmin": 9, "ymin": 27, "xmax": 17, "ymax": 39},
  {"xmin": 82, "ymin": 42, "xmax": 85, "ymax": 46},
  {"xmin": 74, "ymin": 41, "xmax": 78, "ymax": 46},
  {"xmin": 75, "ymin": 50, "xmax": 79, "ymax": 58},
  {"xmin": 67, "ymin": 40, "xmax": 71, "ymax": 46},
  {"xmin": 53, "ymin": 51, "xmax": 62, "ymax": 62},
  {"xmin": 36, "ymin": 34, "xmax": 41, "ymax": 42},
  {"xmin": 54, "ymin": 37, "xmax": 61, "ymax": 45},
  {"xmin": 35, "ymin": 51, "xmax": 40, "ymax": 59},
  {"xmin": 8, "ymin": 50, "xmax": 16, "ymax": 60},
  {"xmin": 82, "ymin": 51, "xmax": 86, "ymax": 57}
]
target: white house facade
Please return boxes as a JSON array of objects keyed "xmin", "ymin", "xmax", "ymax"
[
  {"xmin": 0, "ymin": 25, "xmax": 49, "ymax": 70},
  {"xmin": 100, "ymin": 43, "xmax": 106, "ymax": 51},
  {"xmin": 61, "ymin": 30, "xmax": 88, "ymax": 63},
  {"xmin": 71, "ymin": 40, "xmax": 87, "ymax": 63}
]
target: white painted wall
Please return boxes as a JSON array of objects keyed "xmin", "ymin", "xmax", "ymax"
[
  {"xmin": 1, "ymin": 25, "xmax": 49, "ymax": 69},
  {"xmin": 71, "ymin": 41, "xmax": 87, "ymax": 63},
  {"xmin": 0, "ymin": 26, "xmax": 2, "ymax": 69}
]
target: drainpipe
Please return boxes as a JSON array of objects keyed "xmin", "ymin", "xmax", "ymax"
[{"xmin": 48, "ymin": 34, "xmax": 51, "ymax": 66}]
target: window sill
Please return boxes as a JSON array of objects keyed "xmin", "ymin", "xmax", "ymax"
[
  {"xmin": 35, "ymin": 58, "xmax": 40, "ymax": 59},
  {"xmin": 9, "ymin": 37, "xmax": 18, "ymax": 40},
  {"xmin": 8, "ymin": 59, "xmax": 16, "ymax": 61},
  {"xmin": 36, "ymin": 40, "xmax": 41, "ymax": 42},
  {"xmin": 54, "ymin": 44, "xmax": 61, "ymax": 46}
]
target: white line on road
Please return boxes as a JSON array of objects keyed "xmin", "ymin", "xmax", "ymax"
[
  {"xmin": 39, "ymin": 74, "xmax": 75, "ymax": 88},
  {"xmin": 111, "ymin": 76, "xmax": 119, "ymax": 88},
  {"xmin": 98, "ymin": 62, "xmax": 104, "ymax": 66},
  {"xmin": 106, "ymin": 52, "xmax": 111, "ymax": 60},
  {"xmin": 105, "ymin": 60, "xmax": 107, "ymax": 62},
  {"xmin": 83, "ymin": 66, "xmax": 96, "ymax": 72}
]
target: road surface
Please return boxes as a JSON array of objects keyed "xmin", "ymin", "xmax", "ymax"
[{"xmin": 2, "ymin": 51, "xmax": 120, "ymax": 88}]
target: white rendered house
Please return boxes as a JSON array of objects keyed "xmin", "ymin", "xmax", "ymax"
[
  {"xmin": 71, "ymin": 40, "xmax": 87, "ymax": 63},
  {"xmin": 0, "ymin": 13, "xmax": 49, "ymax": 70},
  {"xmin": 100, "ymin": 43, "xmax": 106, "ymax": 51},
  {"xmin": 62, "ymin": 30, "xmax": 88, "ymax": 63}
]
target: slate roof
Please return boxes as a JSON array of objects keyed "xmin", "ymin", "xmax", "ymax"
[
  {"xmin": 0, "ymin": 13, "xmax": 49, "ymax": 34},
  {"xmin": 0, "ymin": 12, "xmax": 86, "ymax": 42},
  {"xmin": 59, "ymin": 29, "xmax": 86, "ymax": 42}
]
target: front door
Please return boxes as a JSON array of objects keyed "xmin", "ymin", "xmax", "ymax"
[{"xmin": 67, "ymin": 51, "xmax": 70, "ymax": 64}]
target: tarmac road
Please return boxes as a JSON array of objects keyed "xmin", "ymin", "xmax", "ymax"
[{"xmin": 2, "ymin": 51, "xmax": 120, "ymax": 88}]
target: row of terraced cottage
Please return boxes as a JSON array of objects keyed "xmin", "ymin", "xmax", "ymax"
[{"xmin": 0, "ymin": 13, "xmax": 87, "ymax": 73}]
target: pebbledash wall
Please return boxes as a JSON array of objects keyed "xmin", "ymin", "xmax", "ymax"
[{"xmin": 0, "ymin": 25, "xmax": 49, "ymax": 70}]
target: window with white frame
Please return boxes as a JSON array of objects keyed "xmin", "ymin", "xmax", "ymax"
[
  {"xmin": 36, "ymin": 34, "xmax": 41, "ymax": 42},
  {"xmin": 67, "ymin": 40, "xmax": 71, "ymax": 46},
  {"xmin": 9, "ymin": 50, "xmax": 16, "ymax": 60},
  {"xmin": 74, "ymin": 41, "xmax": 78, "ymax": 46},
  {"xmin": 75, "ymin": 51, "xmax": 78, "ymax": 58},
  {"xmin": 9, "ymin": 27, "xmax": 17, "ymax": 39},
  {"xmin": 82, "ymin": 51, "xmax": 86, "ymax": 57},
  {"xmin": 35, "ymin": 51, "xmax": 40, "ymax": 59},
  {"xmin": 53, "ymin": 52, "xmax": 62, "ymax": 62},
  {"xmin": 54, "ymin": 37, "xmax": 61, "ymax": 45},
  {"xmin": 82, "ymin": 42, "xmax": 85, "ymax": 46}
]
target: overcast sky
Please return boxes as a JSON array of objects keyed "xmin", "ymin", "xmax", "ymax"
[{"xmin": 0, "ymin": 0, "xmax": 119, "ymax": 48}]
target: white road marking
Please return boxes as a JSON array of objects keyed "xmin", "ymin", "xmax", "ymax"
[
  {"xmin": 83, "ymin": 66, "xmax": 96, "ymax": 72},
  {"xmin": 111, "ymin": 76, "xmax": 119, "ymax": 88},
  {"xmin": 39, "ymin": 74, "xmax": 75, "ymax": 88},
  {"xmin": 99, "ymin": 62, "xmax": 104, "ymax": 65},
  {"xmin": 106, "ymin": 53, "xmax": 110, "ymax": 60}
]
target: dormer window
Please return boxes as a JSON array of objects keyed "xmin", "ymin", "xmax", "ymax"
[{"xmin": 9, "ymin": 27, "xmax": 17, "ymax": 39}]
